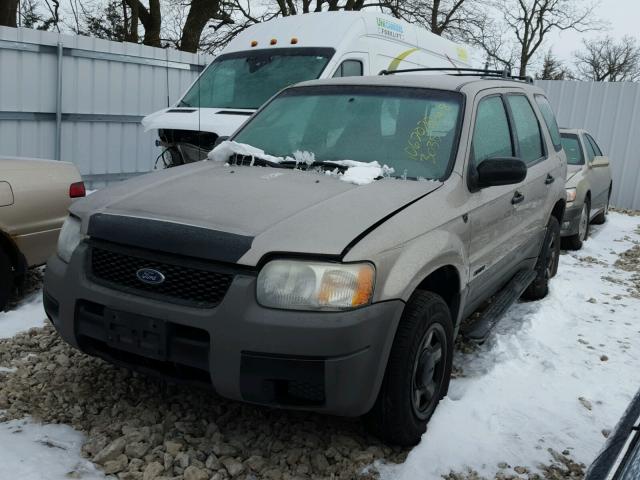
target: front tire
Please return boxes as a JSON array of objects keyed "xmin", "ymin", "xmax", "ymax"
[
  {"xmin": 365, "ymin": 291, "xmax": 453, "ymax": 446},
  {"xmin": 522, "ymin": 216, "xmax": 561, "ymax": 301},
  {"xmin": 563, "ymin": 200, "xmax": 590, "ymax": 250},
  {"xmin": 0, "ymin": 248, "xmax": 14, "ymax": 311}
]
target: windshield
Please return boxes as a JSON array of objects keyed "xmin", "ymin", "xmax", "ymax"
[
  {"xmin": 233, "ymin": 86, "xmax": 463, "ymax": 180},
  {"xmin": 561, "ymin": 133, "xmax": 584, "ymax": 165},
  {"xmin": 179, "ymin": 48, "xmax": 334, "ymax": 110}
]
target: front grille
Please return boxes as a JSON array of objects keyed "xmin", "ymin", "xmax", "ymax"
[{"xmin": 90, "ymin": 246, "xmax": 234, "ymax": 308}]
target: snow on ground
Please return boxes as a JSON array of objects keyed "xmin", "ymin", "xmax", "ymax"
[
  {"xmin": 0, "ymin": 292, "xmax": 46, "ymax": 339},
  {"xmin": 381, "ymin": 212, "xmax": 640, "ymax": 479},
  {"xmin": 0, "ymin": 418, "xmax": 104, "ymax": 480}
]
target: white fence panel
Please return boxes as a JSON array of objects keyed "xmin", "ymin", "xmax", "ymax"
[
  {"xmin": 537, "ymin": 80, "xmax": 640, "ymax": 210},
  {"xmin": 0, "ymin": 26, "xmax": 211, "ymax": 186}
]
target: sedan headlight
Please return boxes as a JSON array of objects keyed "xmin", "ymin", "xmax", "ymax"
[
  {"xmin": 57, "ymin": 216, "xmax": 83, "ymax": 263},
  {"xmin": 566, "ymin": 188, "xmax": 577, "ymax": 203},
  {"xmin": 257, "ymin": 260, "xmax": 375, "ymax": 310}
]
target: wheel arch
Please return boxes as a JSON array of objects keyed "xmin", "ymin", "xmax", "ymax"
[
  {"xmin": 0, "ymin": 230, "xmax": 27, "ymax": 278},
  {"xmin": 413, "ymin": 265, "xmax": 461, "ymax": 329}
]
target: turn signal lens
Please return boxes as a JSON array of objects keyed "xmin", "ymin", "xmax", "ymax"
[
  {"xmin": 251, "ymin": 40, "xmax": 258, "ymax": 47},
  {"xmin": 291, "ymin": 37, "xmax": 299, "ymax": 44},
  {"xmin": 270, "ymin": 38, "xmax": 277, "ymax": 45},
  {"xmin": 566, "ymin": 188, "xmax": 577, "ymax": 203}
]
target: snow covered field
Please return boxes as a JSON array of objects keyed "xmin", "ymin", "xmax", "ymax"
[{"xmin": 0, "ymin": 212, "xmax": 638, "ymax": 479}]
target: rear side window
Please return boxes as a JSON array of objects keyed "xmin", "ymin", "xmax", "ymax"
[
  {"xmin": 560, "ymin": 133, "xmax": 584, "ymax": 165},
  {"xmin": 585, "ymin": 133, "xmax": 603, "ymax": 156},
  {"xmin": 534, "ymin": 95, "xmax": 562, "ymax": 151},
  {"xmin": 507, "ymin": 95, "xmax": 544, "ymax": 164},
  {"xmin": 471, "ymin": 96, "xmax": 513, "ymax": 166},
  {"xmin": 333, "ymin": 60, "xmax": 363, "ymax": 78},
  {"xmin": 582, "ymin": 134, "xmax": 597, "ymax": 163}
]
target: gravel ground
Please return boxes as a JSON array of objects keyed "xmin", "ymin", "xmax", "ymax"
[{"xmin": 1, "ymin": 214, "xmax": 638, "ymax": 480}]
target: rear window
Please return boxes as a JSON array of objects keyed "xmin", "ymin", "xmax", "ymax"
[
  {"xmin": 560, "ymin": 133, "xmax": 584, "ymax": 165},
  {"xmin": 535, "ymin": 95, "xmax": 562, "ymax": 151}
]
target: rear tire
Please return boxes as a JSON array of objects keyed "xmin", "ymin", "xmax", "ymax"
[
  {"xmin": 522, "ymin": 216, "xmax": 560, "ymax": 301},
  {"xmin": 591, "ymin": 188, "xmax": 611, "ymax": 225},
  {"xmin": 0, "ymin": 248, "xmax": 14, "ymax": 312},
  {"xmin": 562, "ymin": 200, "xmax": 590, "ymax": 251},
  {"xmin": 365, "ymin": 291, "xmax": 453, "ymax": 446}
]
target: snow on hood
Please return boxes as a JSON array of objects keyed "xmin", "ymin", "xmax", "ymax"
[{"xmin": 208, "ymin": 140, "xmax": 395, "ymax": 186}]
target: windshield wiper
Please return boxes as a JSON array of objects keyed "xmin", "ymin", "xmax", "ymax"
[{"xmin": 277, "ymin": 160, "xmax": 349, "ymax": 172}]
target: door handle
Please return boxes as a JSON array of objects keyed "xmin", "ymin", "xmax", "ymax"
[
  {"xmin": 545, "ymin": 174, "xmax": 555, "ymax": 185},
  {"xmin": 511, "ymin": 191, "xmax": 524, "ymax": 205}
]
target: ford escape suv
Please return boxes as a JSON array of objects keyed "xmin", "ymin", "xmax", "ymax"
[{"xmin": 44, "ymin": 70, "xmax": 566, "ymax": 446}]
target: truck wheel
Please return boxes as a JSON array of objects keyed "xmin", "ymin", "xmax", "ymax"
[
  {"xmin": 0, "ymin": 248, "xmax": 14, "ymax": 311},
  {"xmin": 591, "ymin": 188, "xmax": 611, "ymax": 225},
  {"xmin": 562, "ymin": 200, "xmax": 590, "ymax": 251},
  {"xmin": 522, "ymin": 216, "xmax": 561, "ymax": 301},
  {"xmin": 365, "ymin": 291, "xmax": 453, "ymax": 446}
]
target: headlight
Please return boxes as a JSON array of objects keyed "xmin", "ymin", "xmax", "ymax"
[
  {"xmin": 566, "ymin": 188, "xmax": 577, "ymax": 203},
  {"xmin": 57, "ymin": 216, "xmax": 83, "ymax": 262},
  {"xmin": 257, "ymin": 260, "xmax": 375, "ymax": 310}
]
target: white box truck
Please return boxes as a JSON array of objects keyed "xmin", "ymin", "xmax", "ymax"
[{"xmin": 142, "ymin": 11, "xmax": 473, "ymax": 167}]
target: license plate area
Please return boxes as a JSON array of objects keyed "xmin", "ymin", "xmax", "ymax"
[{"xmin": 104, "ymin": 308, "xmax": 167, "ymax": 361}]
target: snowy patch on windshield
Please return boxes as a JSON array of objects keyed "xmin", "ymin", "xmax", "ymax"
[{"xmin": 208, "ymin": 141, "xmax": 394, "ymax": 186}]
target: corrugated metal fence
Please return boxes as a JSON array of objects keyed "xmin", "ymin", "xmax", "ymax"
[
  {"xmin": 537, "ymin": 80, "xmax": 640, "ymax": 210},
  {"xmin": 0, "ymin": 29, "xmax": 638, "ymax": 208},
  {"xmin": 0, "ymin": 26, "xmax": 210, "ymax": 187}
]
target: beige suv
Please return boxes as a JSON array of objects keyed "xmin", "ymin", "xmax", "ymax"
[
  {"xmin": 0, "ymin": 157, "xmax": 84, "ymax": 310},
  {"xmin": 45, "ymin": 70, "xmax": 567, "ymax": 445}
]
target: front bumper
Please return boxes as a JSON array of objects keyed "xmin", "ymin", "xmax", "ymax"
[
  {"xmin": 43, "ymin": 242, "xmax": 404, "ymax": 417},
  {"xmin": 561, "ymin": 203, "xmax": 582, "ymax": 237}
]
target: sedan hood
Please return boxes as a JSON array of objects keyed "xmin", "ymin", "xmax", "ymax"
[
  {"xmin": 72, "ymin": 162, "xmax": 441, "ymax": 266},
  {"xmin": 566, "ymin": 164, "xmax": 583, "ymax": 184}
]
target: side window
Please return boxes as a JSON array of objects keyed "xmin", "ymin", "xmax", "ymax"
[
  {"xmin": 585, "ymin": 134, "xmax": 603, "ymax": 156},
  {"xmin": 582, "ymin": 134, "xmax": 597, "ymax": 163},
  {"xmin": 506, "ymin": 95, "xmax": 545, "ymax": 164},
  {"xmin": 471, "ymin": 96, "xmax": 513, "ymax": 166},
  {"xmin": 332, "ymin": 60, "xmax": 363, "ymax": 78},
  {"xmin": 534, "ymin": 95, "xmax": 562, "ymax": 152}
]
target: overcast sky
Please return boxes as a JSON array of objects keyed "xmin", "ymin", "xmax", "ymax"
[{"xmin": 548, "ymin": 0, "xmax": 638, "ymax": 64}]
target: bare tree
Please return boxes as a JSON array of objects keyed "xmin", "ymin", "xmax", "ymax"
[
  {"xmin": 381, "ymin": 0, "xmax": 489, "ymax": 39},
  {"xmin": 476, "ymin": 0, "xmax": 600, "ymax": 77},
  {"xmin": 0, "ymin": 0, "xmax": 18, "ymax": 27},
  {"xmin": 575, "ymin": 35, "xmax": 640, "ymax": 82},
  {"xmin": 124, "ymin": 0, "xmax": 161, "ymax": 46},
  {"xmin": 536, "ymin": 49, "xmax": 571, "ymax": 79}
]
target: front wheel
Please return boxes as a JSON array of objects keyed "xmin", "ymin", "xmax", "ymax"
[
  {"xmin": 522, "ymin": 216, "xmax": 561, "ymax": 301},
  {"xmin": 365, "ymin": 291, "xmax": 453, "ymax": 446},
  {"xmin": 563, "ymin": 200, "xmax": 590, "ymax": 250}
]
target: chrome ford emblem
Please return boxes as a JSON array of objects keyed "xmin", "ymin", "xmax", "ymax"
[{"xmin": 136, "ymin": 268, "xmax": 165, "ymax": 285}]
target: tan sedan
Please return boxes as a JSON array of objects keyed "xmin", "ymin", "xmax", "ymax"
[
  {"xmin": 560, "ymin": 129, "xmax": 613, "ymax": 250},
  {"xmin": 0, "ymin": 157, "xmax": 84, "ymax": 310}
]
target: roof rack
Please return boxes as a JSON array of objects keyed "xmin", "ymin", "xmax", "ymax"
[{"xmin": 378, "ymin": 67, "xmax": 534, "ymax": 84}]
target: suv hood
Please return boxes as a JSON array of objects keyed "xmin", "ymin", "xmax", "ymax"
[{"xmin": 72, "ymin": 162, "xmax": 441, "ymax": 265}]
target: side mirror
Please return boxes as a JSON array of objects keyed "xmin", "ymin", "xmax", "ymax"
[
  {"xmin": 591, "ymin": 155, "xmax": 610, "ymax": 168},
  {"xmin": 214, "ymin": 136, "xmax": 230, "ymax": 147},
  {"xmin": 473, "ymin": 157, "xmax": 527, "ymax": 190}
]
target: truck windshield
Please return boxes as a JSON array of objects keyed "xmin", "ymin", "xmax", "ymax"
[
  {"xmin": 179, "ymin": 48, "xmax": 334, "ymax": 110},
  {"xmin": 233, "ymin": 86, "xmax": 463, "ymax": 180}
]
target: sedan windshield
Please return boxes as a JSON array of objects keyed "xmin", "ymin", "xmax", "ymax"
[
  {"xmin": 180, "ymin": 48, "xmax": 334, "ymax": 110},
  {"xmin": 233, "ymin": 86, "xmax": 463, "ymax": 180},
  {"xmin": 561, "ymin": 133, "xmax": 584, "ymax": 165}
]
